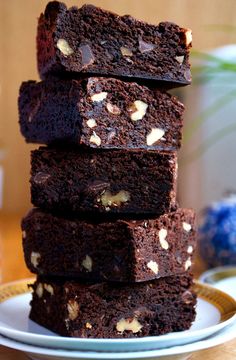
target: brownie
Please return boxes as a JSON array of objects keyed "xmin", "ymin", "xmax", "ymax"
[
  {"xmin": 30, "ymin": 147, "xmax": 177, "ymax": 216},
  {"xmin": 19, "ymin": 77, "xmax": 184, "ymax": 150},
  {"xmin": 37, "ymin": 2, "xmax": 192, "ymax": 86},
  {"xmin": 29, "ymin": 274, "xmax": 196, "ymax": 338},
  {"xmin": 22, "ymin": 208, "xmax": 196, "ymax": 282}
]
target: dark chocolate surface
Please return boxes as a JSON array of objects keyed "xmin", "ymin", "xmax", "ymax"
[
  {"xmin": 30, "ymin": 147, "xmax": 177, "ymax": 216},
  {"xmin": 37, "ymin": 2, "xmax": 192, "ymax": 86},
  {"xmin": 19, "ymin": 77, "xmax": 184, "ymax": 149},
  {"xmin": 29, "ymin": 274, "xmax": 196, "ymax": 338},
  {"xmin": 22, "ymin": 208, "xmax": 196, "ymax": 282}
]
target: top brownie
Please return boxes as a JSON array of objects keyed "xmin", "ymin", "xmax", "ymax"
[{"xmin": 37, "ymin": 1, "xmax": 192, "ymax": 86}]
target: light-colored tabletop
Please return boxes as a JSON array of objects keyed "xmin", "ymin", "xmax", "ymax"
[{"xmin": 0, "ymin": 214, "xmax": 235, "ymax": 359}]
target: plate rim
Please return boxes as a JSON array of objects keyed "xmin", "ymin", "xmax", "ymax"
[
  {"xmin": 0, "ymin": 277, "xmax": 235, "ymax": 348},
  {"xmin": 199, "ymin": 266, "xmax": 236, "ymax": 285},
  {"xmin": 194, "ymin": 281, "xmax": 236, "ymax": 321},
  {"xmin": 0, "ymin": 321, "xmax": 236, "ymax": 359}
]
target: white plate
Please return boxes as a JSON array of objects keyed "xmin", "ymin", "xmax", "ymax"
[
  {"xmin": 215, "ymin": 277, "xmax": 236, "ymax": 299},
  {"xmin": 0, "ymin": 279, "xmax": 235, "ymax": 353},
  {"xmin": 1, "ymin": 320, "xmax": 236, "ymax": 360},
  {"xmin": 200, "ymin": 266, "xmax": 236, "ymax": 299}
]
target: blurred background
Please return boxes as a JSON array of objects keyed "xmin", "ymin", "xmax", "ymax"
[{"xmin": 0, "ymin": 0, "xmax": 236, "ymax": 281}]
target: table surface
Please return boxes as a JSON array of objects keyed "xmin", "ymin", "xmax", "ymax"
[{"xmin": 0, "ymin": 214, "xmax": 235, "ymax": 359}]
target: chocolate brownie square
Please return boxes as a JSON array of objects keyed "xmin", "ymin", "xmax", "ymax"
[
  {"xmin": 30, "ymin": 147, "xmax": 177, "ymax": 216},
  {"xmin": 22, "ymin": 208, "xmax": 196, "ymax": 282},
  {"xmin": 29, "ymin": 274, "xmax": 196, "ymax": 338},
  {"xmin": 37, "ymin": 2, "xmax": 192, "ymax": 86},
  {"xmin": 19, "ymin": 77, "xmax": 184, "ymax": 150}
]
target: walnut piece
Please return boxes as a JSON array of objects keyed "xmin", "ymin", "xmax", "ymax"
[
  {"xmin": 67, "ymin": 300, "xmax": 80, "ymax": 321},
  {"xmin": 182, "ymin": 290, "xmax": 193, "ymax": 304},
  {"xmin": 187, "ymin": 245, "xmax": 193, "ymax": 254},
  {"xmin": 183, "ymin": 222, "xmax": 192, "ymax": 232},
  {"xmin": 106, "ymin": 103, "xmax": 121, "ymax": 115},
  {"xmin": 120, "ymin": 46, "xmax": 133, "ymax": 57},
  {"xmin": 31, "ymin": 251, "xmax": 41, "ymax": 268},
  {"xmin": 147, "ymin": 260, "xmax": 159, "ymax": 274},
  {"xmin": 99, "ymin": 190, "xmax": 130, "ymax": 207},
  {"xmin": 128, "ymin": 100, "xmax": 148, "ymax": 121},
  {"xmin": 175, "ymin": 55, "xmax": 184, "ymax": 64},
  {"xmin": 44, "ymin": 284, "xmax": 54, "ymax": 295},
  {"xmin": 82, "ymin": 255, "xmax": 93, "ymax": 272},
  {"xmin": 184, "ymin": 257, "xmax": 192, "ymax": 271},
  {"xmin": 86, "ymin": 119, "xmax": 97, "ymax": 128},
  {"xmin": 56, "ymin": 39, "xmax": 74, "ymax": 56},
  {"xmin": 85, "ymin": 322, "xmax": 92, "ymax": 329},
  {"xmin": 146, "ymin": 128, "xmax": 165, "ymax": 146},
  {"xmin": 91, "ymin": 92, "xmax": 108, "ymax": 102},
  {"xmin": 90, "ymin": 131, "xmax": 101, "ymax": 146},
  {"xmin": 36, "ymin": 283, "xmax": 44, "ymax": 298},
  {"xmin": 158, "ymin": 229, "xmax": 169, "ymax": 250},
  {"xmin": 185, "ymin": 30, "xmax": 192, "ymax": 46},
  {"xmin": 116, "ymin": 318, "xmax": 142, "ymax": 333}
]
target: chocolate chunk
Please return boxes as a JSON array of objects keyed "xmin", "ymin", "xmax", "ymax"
[
  {"xmin": 79, "ymin": 44, "xmax": 95, "ymax": 68},
  {"xmin": 138, "ymin": 39, "xmax": 156, "ymax": 53}
]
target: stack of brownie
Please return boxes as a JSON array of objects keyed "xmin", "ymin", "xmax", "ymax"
[{"xmin": 19, "ymin": 1, "xmax": 197, "ymax": 338}]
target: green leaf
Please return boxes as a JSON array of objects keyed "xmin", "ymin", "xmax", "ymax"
[{"xmin": 191, "ymin": 50, "xmax": 236, "ymax": 84}]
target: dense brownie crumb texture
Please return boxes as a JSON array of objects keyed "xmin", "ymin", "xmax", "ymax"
[
  {"xmin": 22, "ymin": 208, "xmax": 196, "ymax": 282},
  {"xmin": 30, "ymin": 274, "xmax": 197, "ymax": 338},
  {"xmin": 19, "ymin": 77, "xmax": 184, "ymax": 149},
  {"xmin": 18, "ymin": 0, "xmax": 196, "ymax": 339},
  {"xmin": 30, "ymin": 147, "xmax": 177, "ymax": 215},
  {"xmin": 37, "ymin": 1, "xmax": 192, "ymax": 85}
]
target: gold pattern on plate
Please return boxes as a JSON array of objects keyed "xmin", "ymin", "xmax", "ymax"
[
  {"xmin": 0, "ymin": 278, "xmax": 35, "ymax": 302},
  {"xmin": 0, "ymin": 279, "xmax": 235, "ymax": 324},
  {"xmin": 201, "ymin": 267, "xmax": 236, "ymax": 284},
  {"xmin": 193, "ymin": 281, "xmax": 236, "ymax": 322}
]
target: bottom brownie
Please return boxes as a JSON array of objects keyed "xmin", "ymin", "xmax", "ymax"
[{"xmin": 29, "ymin": 275, "xmax": 196, "ymax": 338}]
